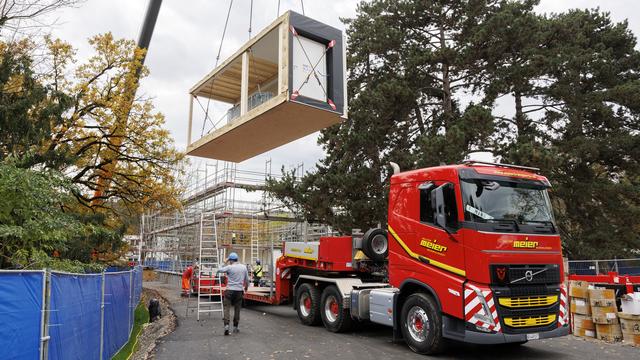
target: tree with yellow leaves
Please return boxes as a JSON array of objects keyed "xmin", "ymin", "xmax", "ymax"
[
  {"xmin": 37, "ymin": 34, "xmax": 184, "ymax": 216},
  {"xmin": 0, "ymin": 33, "xmax": 184, "ymax": 267}
]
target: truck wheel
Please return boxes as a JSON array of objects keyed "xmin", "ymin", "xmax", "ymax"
[
  {"xmin": 296, "ymin": 283, "xmax": 321, "ymax": 325},
  {"xmin": 362, "ymin": 228, "xmax": 388, "ymax": 261},
  {"xmin": 320, "ymin": 285, "xmax": 353, "ymax": 332},
  {"xmin": 400, "ymin": 293, "xmax": 444, "ymax": 355}
]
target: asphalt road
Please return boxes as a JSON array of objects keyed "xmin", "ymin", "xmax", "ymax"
[{"xmin": 146, "ymin": 282, "xmax": 639, "ymax": 360}]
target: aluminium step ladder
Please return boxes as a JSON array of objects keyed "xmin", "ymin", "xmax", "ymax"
[
  {"xmin": 191, "ymin": 212, "xmax": 225, "ymax": 321},
  {"xmin": 250, "ymin": 214, "xmax": 259, "ymax": 265}
]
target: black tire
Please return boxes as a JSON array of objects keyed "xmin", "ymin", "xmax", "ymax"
[
  {"xmin": 320, "ymin": 285, "xmax": 353, "ymax": 332},
  {"xmin": 400, "ymin": 293, "xmax": 445, "ymax": 355},
  {"xmin": 296, "ymin": 283, "xmax": 321, "ymax": 325},
  {"xmin": 362, "ymin": 228, "xmax": 388, "ymax": 261}
]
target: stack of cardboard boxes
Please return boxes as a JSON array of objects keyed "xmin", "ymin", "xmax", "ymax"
[
  {"xmin": 589, "ymin": 288, "xmax": 622, "ymax": 342},
  {"xmin": 569, "ymin": 280, "xmax": 596, "ymax": 338},
  {"xmin": 569, "ymin": 279, "xmax": 640, "ymax": 346},
  {"xmin": 620, "ymin": 293, "xmax": 640, "ymax": 346}
]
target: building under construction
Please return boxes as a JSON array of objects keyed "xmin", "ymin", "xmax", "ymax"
[{"xmin": 139, "ymin": 160, "xmax": 334, "ymax": 279}]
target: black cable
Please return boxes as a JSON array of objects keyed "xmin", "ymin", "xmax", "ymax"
[
  {"xmin": 203, "ymin": 0, "xmax": 235, "ymax": 136},
  {"xmin": 301, "ymin": 0, "xmax": 305, "ymax": 15},
  {"xmin": 249, "ymin": 0, "xmax": 254, "ymax": 38},
  {"xmin": 216, "ymin": 0, "xmax": 234, "ymax": 67}
]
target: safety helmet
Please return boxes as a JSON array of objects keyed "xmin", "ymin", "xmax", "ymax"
[
  {"xmin": 228, "ymin": 252, "xmax": 239, "ymax": 261},
  {"xmin": 256, "ymin": 259, "xmax": 261, "ymax": 265}
]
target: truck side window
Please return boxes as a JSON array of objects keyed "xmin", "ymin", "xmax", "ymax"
[
  {"xmin": 419, "ymin": 183, "xmax": 435, "ymax": 223},
  {"xmin": 443, "ymin": 184, "xmax": 459, "ymax": 228}
]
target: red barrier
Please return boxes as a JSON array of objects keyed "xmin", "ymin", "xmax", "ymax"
[{"xmin": 568, "ymin": 272, "xmax": 640, "ymax": 293}]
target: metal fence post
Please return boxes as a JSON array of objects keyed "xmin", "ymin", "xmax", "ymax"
[
  {"xmin": 39, "ymin": 269, "xmax": 51, "ymax": 360},
  {"xmin": 129, "ymin": 270, "xmax": 134, "ymax": 333},
  {"xmin": 99, "ymin": 271, "xmax": 106, "ymax": 360}
]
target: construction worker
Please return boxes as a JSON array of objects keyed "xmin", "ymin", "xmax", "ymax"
[
  {"xmin": 252, "ymin": 259, "xmax": 263, "ymax": 287},
  {"xmin": 181, "ymin": 264, "xmax": 196, "ymax": 297},
  {"xmin": 218, "ymin": 252, "xmax": 249, "ymax": 335}
]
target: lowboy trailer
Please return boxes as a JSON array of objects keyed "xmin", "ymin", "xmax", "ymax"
[{"xmin": 241, "ymin": 161, "xmax": 569, "ymax": 354}]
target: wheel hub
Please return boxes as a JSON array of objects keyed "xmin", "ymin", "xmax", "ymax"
[
  {"xmin": 330, "ymin": 300, "xmax": 339, "ymax": 315},
  {"xmin": 324, "ymin": 295, "xmax": 339, "ymax": 323},
  {"xmin": 371, "ymin": 234, "xmax": 388, "ymax": 254},
  {"xmin": 300, "ymin": 293, "xmax": 311, "ymax": 317},
  {"xmin": 407, "ymin": 306, "xmax": 429, "ymax": 343},
  {"xmin": 415, "ymin": 317, "xmax": 423, "ymax": 331}
]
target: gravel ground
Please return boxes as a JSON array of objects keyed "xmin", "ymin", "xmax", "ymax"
[{"xmin": 144, "ymin": 281, "xmax": 639, "ymax": 360}]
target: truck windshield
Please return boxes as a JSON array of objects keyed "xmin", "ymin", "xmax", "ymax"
[{"xmin": 460, "ymin": 179, "xmax": 554, "ymax": 224}]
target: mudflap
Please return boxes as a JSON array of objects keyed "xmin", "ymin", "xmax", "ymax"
[
  {"xmin": 392, "ymin": 293, "xmax": 403, "ymax": 342},
  {"xmin": 442, "ymin": 314, "xmax": 466, "ymax": 342}
]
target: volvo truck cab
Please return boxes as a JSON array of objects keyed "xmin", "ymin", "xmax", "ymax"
[{"xmin": 262, "ymin": 161, "xmax": 569, "ymax": 355}]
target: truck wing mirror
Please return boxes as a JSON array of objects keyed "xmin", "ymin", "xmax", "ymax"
[
  {"xmin": 433, "ymin": 183, "xmax": 452, "ymax": 231},
  {"xmin": 418, "ymin": 181, "xmax": 435, "ymax": 191}
]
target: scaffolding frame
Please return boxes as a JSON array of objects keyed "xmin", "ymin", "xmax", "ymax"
[{"xmin": 140, "ymin": 160, "xmax": 335, "ymax": 278}]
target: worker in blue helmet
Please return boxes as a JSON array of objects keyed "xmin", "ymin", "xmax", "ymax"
[
  {"xmin": 218, "ymin": 252, "xmax": 249, "ymax": 335},
  {"xmin": 252, "ymin": 259, "xmax": 263, "ymax": 287}
]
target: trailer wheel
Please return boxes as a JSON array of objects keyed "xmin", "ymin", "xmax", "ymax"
[
  {"xmin": 400, "ymin": 293, "xmax": 444, "ymax": 355},
  {"xmin": 362, "ymin": 228, "xmax": 388, "ymax": 261},
  {"xmin": 296, "ymin": 283, "xmax": 321, "ymax": 326},
  {"xmin": 320, "ymin": 285, "xmax": 353, "ymax": 332}
]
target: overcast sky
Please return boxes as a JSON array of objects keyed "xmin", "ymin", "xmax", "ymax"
[{"xmin": 46, "ymin": 0, "xmax": 640, "ymax": 174}]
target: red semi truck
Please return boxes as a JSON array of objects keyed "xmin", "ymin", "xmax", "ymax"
[{"xmin": 240, "ymin": 160, "xmax": 569, "ymax": 354}]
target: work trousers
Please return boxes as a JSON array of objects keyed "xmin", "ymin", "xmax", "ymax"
[
  {"xmin": 223, "ymin": 290, "xmax": 243, "ymax": 327},
  {"xmin": 181, "ymin": 277, "xmax": 190, "ymax": 293}
]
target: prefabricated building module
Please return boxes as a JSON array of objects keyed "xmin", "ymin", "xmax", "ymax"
[{"xmin": 186, "ymin": 11, "xmax": 347, "ymax": 162}]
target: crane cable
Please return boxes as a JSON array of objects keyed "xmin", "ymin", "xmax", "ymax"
[
  {"xmin": 249, "ymin": 0, "xmax": 254, "ymax": 38},
  {"xmin": 248, "ymin": 0, "xmax": 263, "ymax": 98},
  {"xmin": 201, "ymin": 0, "xmax": 234, "ymax": 136},
  {"xmin": 202, "ymin": 0, "xmax": 305, "ymax": 136}
]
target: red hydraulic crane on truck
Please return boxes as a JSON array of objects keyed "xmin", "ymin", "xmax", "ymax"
[{"xmin": 236, "ymin": 160, "xmax": 569, "ymax": 355}]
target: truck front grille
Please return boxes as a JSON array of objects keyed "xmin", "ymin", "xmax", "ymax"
[
  {"xmin": 504, "ymin": 314, "xmax": 556, "ymax": 328},
  {"xmin": 489, "ymin": 264, "xmax": 562, "ymax": 332},
  {"xmin": 498, "ymin": 295, "xmax": 558, "ymax": 308}
]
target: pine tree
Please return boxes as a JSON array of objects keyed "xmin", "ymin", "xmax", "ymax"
[
  {"xmin": 267, "ymin": 2, "xmax": 640, "ymax": 258},
  {"xmin": 267, "ymin": 0, "xmax": 500, "ymax": 232},
  {"xmin": 538, "ymin": 10, "xmax": 640, "ymax": 258}
]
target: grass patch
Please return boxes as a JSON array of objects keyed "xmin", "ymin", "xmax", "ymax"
[{"xmin": 112, "ymin": 302, "xmax": 149, "ymax": 360}]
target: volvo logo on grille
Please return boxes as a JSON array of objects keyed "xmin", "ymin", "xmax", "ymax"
[
  {"xmin": 525, "ymin": 270, "xmax": 534, "ymax": 282},
  {"xmin": 511, "ymin": 267, "xmax": 548, "ymax": 284}
]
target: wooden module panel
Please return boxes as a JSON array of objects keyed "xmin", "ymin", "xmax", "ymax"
[{"xmin": 187, "ymin": 97, "xmax": 341, "ymax": 162}]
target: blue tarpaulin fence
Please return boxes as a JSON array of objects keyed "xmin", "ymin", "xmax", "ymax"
[
  {"xmin": 0, "ymin": 266, "xmax": 143, "ymax": 360},
  {"xmin": 48, "ymin": 272, "xmax": 102, "ymax": 360},
  {"xmin": 0, "ymin": 271, "xmax": 44, "ymax": 360},
  {"xmin": 102, "ymin": 272, "xmax": 132, "ymax": 359}
]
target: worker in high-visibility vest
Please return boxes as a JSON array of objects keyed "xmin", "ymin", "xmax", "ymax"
[
  {"xmin": 181, "ymin": 264, "xmax": 196, "ymax": 296},
  {"xmin": 252, "ymin": 259, "xmax": 263, "ymax": 287}
]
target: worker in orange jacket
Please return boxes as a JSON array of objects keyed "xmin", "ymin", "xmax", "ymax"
[{"xmin": 181, "ymin": 264, "xmax": 197, "ymax": 297}]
